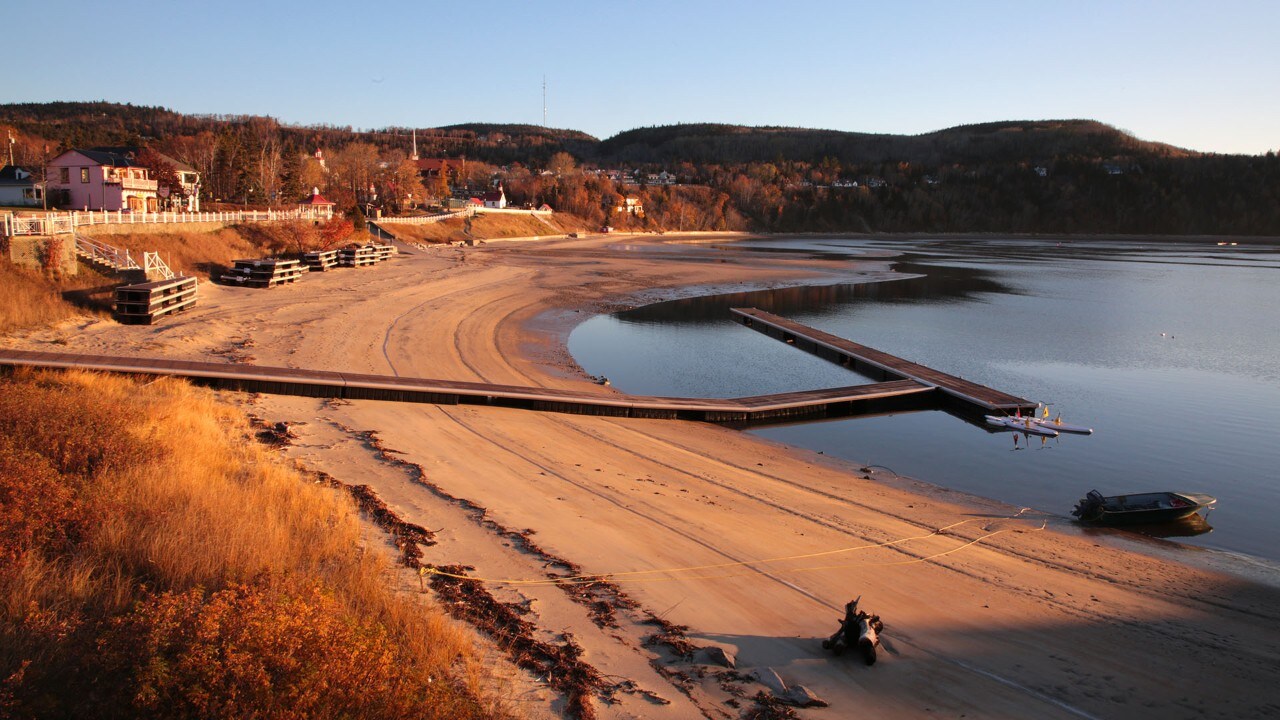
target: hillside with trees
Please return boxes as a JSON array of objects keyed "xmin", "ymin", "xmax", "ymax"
[{"xmin": 3, "ymin": 101, "xmax": 1278, "ymax": 236}]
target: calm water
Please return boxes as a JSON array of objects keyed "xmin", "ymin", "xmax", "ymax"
[{"xmin": 568, "ymin": 237, "xmax": 1280, "ymax": 561}]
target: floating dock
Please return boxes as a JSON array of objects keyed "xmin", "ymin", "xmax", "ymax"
[
  {"xmin": 730, "ymin": 307, "xmax": 1037, "ymax": 414},
  {"xmin": 0, "ymin": 348, "xmax": 934, "ymax": 425}
]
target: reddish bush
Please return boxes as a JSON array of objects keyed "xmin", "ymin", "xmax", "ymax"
[
  {"xmin": 95, "ymin": 579, "xmax": 461, "ymax": 719},
  {"xmin": 0, "ymin": 437, "xmax": 83, "ymax": 572},
  {"xmin": 0, "ymin": 377, "xmax": 143, "ymax": 479},
  {"xmin": 319, "ymin": 219, "xmax": 356, "ymax": 248}
]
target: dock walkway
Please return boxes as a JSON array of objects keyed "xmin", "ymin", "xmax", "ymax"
[
  {"xmin": 0, "ymin": 348, "xmax": 933, "ymax": 424},
  {"xmin": 731, "ymin": 307, "xmax": 1037, "ymax": 413}
]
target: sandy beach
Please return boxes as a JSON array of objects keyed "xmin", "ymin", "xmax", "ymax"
[{"xmin": 9, "ymin": 233, "xmax": 1280, "ymax": 719}]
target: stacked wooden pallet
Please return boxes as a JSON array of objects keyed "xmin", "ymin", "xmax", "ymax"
[
  {"xmin": 338, "ymin": 246, "xmax": 379, "ymax": 267},
  {"xmin": 303, "ymin": 249, "xmax": 339, "ymax": 271},
  {"xmin": 369, "ymin": 244, "xmax": 397, "ymax": 261},
  {"xmin": 114, "ymin": 276, "xmax": 199, "ymax": 324},
  {"xmin": 220, "ymin": 258, "xmax": 306, "ymax": 288}
]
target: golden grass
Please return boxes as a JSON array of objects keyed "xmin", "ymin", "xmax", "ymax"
[
  {"xmin": 0, "ymin": 369, "xmax": 496, "ymax": 718},
  {"xmin": 82, "ymin": 226, "xmax": 269, "ymax": 278},
  {"xmin": 0, "ymin": 263, "xmax": 77, "ymax": 333},
  {"xmin": 0, "ymin": 261, "xmax": 118, "ymax": 335},
  {"xmin": 381, "ymin": 211, "xmax": 586, "ymax": 244}
]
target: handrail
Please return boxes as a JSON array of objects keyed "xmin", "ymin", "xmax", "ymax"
[
  {"xmin": 74, "ymin": 233, "xmax": 140, "ymax": 270},
  {"xmin": 3, "ymin": 208, "xmax": 336, "ymax": 238},
  {"xmin": 144, "ymin": 251, "xmax": 175, "ymax": 280}
]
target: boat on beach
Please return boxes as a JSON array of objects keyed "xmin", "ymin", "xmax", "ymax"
[{"xmin": 1071, "ymin": 490, "xmax": 1217, "ymax": 525}]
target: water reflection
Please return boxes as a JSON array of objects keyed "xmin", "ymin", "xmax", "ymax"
[
  {"xmin": 569, "ymin": 237, "xmax": 1280, "ymax": 561},
  {"xmin": 1078, "ymin": 513, "xmax": 1214, "ymax": 539},
  {"xmin": 619, "ymin": 260, "xmax": 1014, "ymax": 325}
]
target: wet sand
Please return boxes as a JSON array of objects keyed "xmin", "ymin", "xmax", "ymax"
[{"xmin": 8, "ymin": 233, "xmax": 1280, "ymax": 718}]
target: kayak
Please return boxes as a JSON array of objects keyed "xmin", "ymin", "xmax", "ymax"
[
  {"xmin": 985, "ymin": 415, "xmax": 1059, "ymax": 437},
  {"xmin": 1028, "ymin": 416, "xmax": 1093, "ymax": 434}
]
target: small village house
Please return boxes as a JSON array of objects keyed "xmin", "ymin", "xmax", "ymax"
[
  {"xmin": 614, "ymin": 196, "xmax": 644, "ymax": 217},
  {"xmin": 44, "ymin": 147, "xmax": 201, "ymax": 212},
  {"xmin": 0, "ymin": 165, "xmax": 43, "ymax": 207},
  {"xmin": 482, "ymin": 183, "xmax": 507, "ymax": 209},
  {"xmin": 414, "ymin": 158, "xmax": 459, "ymax": 181}
]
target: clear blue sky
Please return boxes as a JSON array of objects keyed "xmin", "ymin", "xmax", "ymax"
[{"xmin": 6, "ymin": 0, "xmax": 1277, "ymax": 154}]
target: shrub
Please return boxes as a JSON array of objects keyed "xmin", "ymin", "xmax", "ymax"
[{"xmin": 95, "ymin": 579, "xmax": 460, "ymax": 720}]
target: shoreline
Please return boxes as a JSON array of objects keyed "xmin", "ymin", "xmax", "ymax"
[
  {"xmin": 548, "ymin": 233, "xmax": 1279, "ymax": 577},
  {"xmin": 7, "ymin": 232, "xmax": 1280, "ymax": 718}
]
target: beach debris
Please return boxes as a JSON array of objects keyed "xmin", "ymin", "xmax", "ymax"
[
  {"xmin": 696, "ymin": 645, "xmax": 737, "ymax": 669},
  {"xmin": 751, "ymin": 667, "xmax": 787, "ymax": 694},
  {"xmin": 247, "ymin": 415, "xmax": 300, "ymax": 447},
  {"xmin": 821, "ymin": 596, "xmax": 884, "ymax": 665},
  {"xmin": 779, "ymin": 684, "xmax": 829, "ymax": 708}
]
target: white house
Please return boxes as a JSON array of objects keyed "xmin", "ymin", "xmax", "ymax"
[
  {"xmin": 0, "ymin": 165, "xmax": 43, "ymax": 207},
  {"xmin": 482, "ymin": 183, "xmax": 507, "ymax": 209}
]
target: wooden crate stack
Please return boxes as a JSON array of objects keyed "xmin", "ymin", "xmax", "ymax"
[
  {"xmin": 114, "ymin": 276, "xmax": 199, "ymax": 324},
  {"xmin": 303, "ymin": 249, "xmax": 339, "ymax": 271},
  {"xmin": 220, "ymin": 258, "xmax": 306, "ymax": 288},
  {"xmin": 370, "ymin": 244, "xmax": 397, "ymax": 261},
  {"xmin": 338, "ymin": 246, "xmax": 379, "ymax": 267}
]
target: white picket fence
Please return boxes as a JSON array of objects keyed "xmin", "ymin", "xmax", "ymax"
[
  {"xmin": 374, "ymin": 209, "xmax": 471, "ymax": 226},
  {"xmin": 3, "ymin": 207, "xmax": 333, "ymax": 237},
  {"xmin": 375, "ymin": 206, "xmax": 553, "ymax": 226}
]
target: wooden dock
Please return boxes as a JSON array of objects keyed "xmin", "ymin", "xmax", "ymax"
[
  {"xmin": 113, "ymin": 276, "xmax": 199, "ymax": 325},
  {"xmin": 731, "ymin": 307, "xmax": 1037, "ymax": 413},
  {"xmin": 0, "ymin": 348, "xmax": 936, "ymax": 425}
]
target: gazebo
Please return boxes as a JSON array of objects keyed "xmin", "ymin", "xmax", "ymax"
[{"xmin": 299, "ymin": 187, "xmax": 335, "ymax": 220}]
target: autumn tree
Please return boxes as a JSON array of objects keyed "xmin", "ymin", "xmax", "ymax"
[
  {"xmin": 547, "ymin": 151, "xmax": 577, "ymax": 176},
  {"xmin": 135, "ymin": 147, "xmax": 185, "ymax": 210}
]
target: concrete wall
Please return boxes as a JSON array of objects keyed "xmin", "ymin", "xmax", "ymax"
[
  {"xmin": 78, "ymin": 221, "xmax": 229, "ymax": 237},
  {"xmin": 4, "ymin": 235, "xmax": 78, "ymax": 276}
]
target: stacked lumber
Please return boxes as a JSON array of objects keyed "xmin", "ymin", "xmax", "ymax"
[
  {"xmin": 338, "ymin": 246, "xmax": 379, "ymax": 267},
  {"xmin": 369, "ymin": 244, "xmax": 397, "ymax": 260},
  {"xmin": 114, "ymin": 276, "xmax": 199, "ymax": 324},
  {"xmin": 220, "ymin": 258, "xmax": 306, "ymax": 288},
  {"xmin": 303, "ymin": 249, "xmax": 339, "ymax": 271}
]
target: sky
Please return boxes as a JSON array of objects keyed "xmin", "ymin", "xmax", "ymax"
[{"xmin": 5, "ymin": 0, "xmax": 1278, "ymax": 154}]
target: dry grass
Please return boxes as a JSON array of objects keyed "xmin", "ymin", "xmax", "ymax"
[
  {"xmin": 0, "ymin": 262, "xmax": 117, "ymax": 335},
  {"xmin": 0, "ymin": 369, "xmax": 495, "ymax": 718},
  {"xmin": 381, "ymin": 212, "xmax": 586, "ymax": 244},
  {"xmin": 0, "ymin": 263, "xmax": 78, "ymax": 333},
  {"xmin": 82, "ymin": 226, "xmax": 270, "ymax": 279}
]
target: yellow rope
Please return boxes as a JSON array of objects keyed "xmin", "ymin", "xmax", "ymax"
[{"xmin": 421, "ymin": 510, "xmax": 1048, "ymax": 587}]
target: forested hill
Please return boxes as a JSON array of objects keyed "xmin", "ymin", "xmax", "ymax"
[
  {"xmin": 5, "ymin": 101, "xmax": 1279, "ymax": 236},
  {"xmin": 2, "ymin": 102, "xmax": 1196, "ymax": 168},
  {"xmin": 596, "ymin": 120, "xmax": 1194, "ymax": 165},
  {"xmin": 0, "ymin": 101, "xmax": 597, "ymax": 166}
]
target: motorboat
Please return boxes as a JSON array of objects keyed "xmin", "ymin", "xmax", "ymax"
[{"xmin": 1071, "ymin": 490, "xmax": 1217, "ymax": 525}]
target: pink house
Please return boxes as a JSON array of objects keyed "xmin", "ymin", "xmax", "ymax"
[{"xmin": 46, "ymin": 148, "xmax": 159, "ymax": 212}]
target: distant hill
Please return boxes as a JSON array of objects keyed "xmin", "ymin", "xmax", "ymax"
[
  {"xmin": 0, "ymin": 102, "xmax": 597, "ymax": 165},
  {"xmin": 4, "ymin": 101, "xmax": 1276, "ymax": 236},
  {"xmin": 596, "ymin": 120, "xmax": 1196, "ymax": 165}
]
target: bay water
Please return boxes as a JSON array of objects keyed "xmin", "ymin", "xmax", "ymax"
[{"xmin": 567, "ymin": 237, "xmax": 1280, "ymax": 562}]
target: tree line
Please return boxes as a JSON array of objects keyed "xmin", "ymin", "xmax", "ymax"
[{"xmin": 3, "ymin": 102, "xmax": 1278, "ymax": 236}]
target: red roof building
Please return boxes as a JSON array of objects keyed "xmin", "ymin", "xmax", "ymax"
[{"xmin": 299, "ymin": 188, "xmax": 335, "ymax": 219}]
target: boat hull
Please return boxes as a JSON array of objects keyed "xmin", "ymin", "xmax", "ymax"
[
  {"xmin": 1072, "ymin": 490, "xmax": 1216, "ymax": 526},
  {"xmin": 985, "ymin": 415, "xmax": 1058, "ymax": 437}
]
